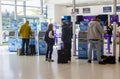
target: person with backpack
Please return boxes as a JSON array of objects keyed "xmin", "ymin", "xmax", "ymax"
[{"xmin": 44, "ymin": 23, "xmax": 55, "ymax": 62}]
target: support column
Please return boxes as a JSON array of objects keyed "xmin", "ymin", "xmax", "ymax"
[
  {"xmin": 113, "ymin": 0, "xmax": 117, "ymax": 63},
  {"xmin": 40, "ymin": 0, "xmax": 44, "ymax": 22},
  {"xmin": 23, "ymin": 0, "xmax": 26, "ymax": 22},
  {"xmin": 37, "ymin": 0, "xmax": 44, "ymax": 55},
  {"xmin": 14, "ymin": 0, "xmax": 17, "ymax": 20},
  {"xmin": 0, "ymin": 0, "xmax": 3, "ymax": 45},
  {"xmin": 72, "ymin": 0, "xmax": 77, "ymax": 56}
]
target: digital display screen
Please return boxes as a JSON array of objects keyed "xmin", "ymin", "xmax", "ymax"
[
  {"xmin": 78, "ymin": 32, "xmax": 87, "ymax": 39},
  {"xmin": 80, "ymin": 21, "xmax": 89, "ymax": 31},
  {"xmin": 9, "ymin": 31, "xmax": 15, "ymax": 36},
  {"xmin": 39, "ymin": 32, "xmax": 45, "ymax": 37}
]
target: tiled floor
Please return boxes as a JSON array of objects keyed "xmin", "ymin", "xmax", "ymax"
[{"xmin": 0, "ymin": 45, "xmax": 120, "ymax": 79}]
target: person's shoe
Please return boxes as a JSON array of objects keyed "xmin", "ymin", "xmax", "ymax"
[
  {"xmin": 48, "ymin": 59, "xmax": 54, "ymax": 62},
  {"xmin": 110, "ymin": 41, "xmax": 112, "ymax": 44},
  {"xmin": 46, "ymin": 58, "xmax": 49, "ymax": 61},
  {"xmin": 99, "ymin": 61, "xmax": 106, "ymax": 64},
  {"xmin": 88, "ymin": 60, "xmax": 91, "ymax": 63},
  {"xmin": 20, "ymin": 53, "xmax": 25, "ymax": 56},
  {"xmin": 26, "ymin": 54, "xmax": 30, "ymax": 56}
]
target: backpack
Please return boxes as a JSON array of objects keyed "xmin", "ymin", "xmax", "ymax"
[
  {"xmin": 44, "ymin": 30, "xmax": 49, "ymax": 43},
  {"xmin": 44, "ymin": 30, "xmax": 55, "ymax": 44}
]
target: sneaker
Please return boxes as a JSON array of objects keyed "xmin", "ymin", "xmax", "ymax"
[
  {"xmin": 88, "ymin": 60, "xmax": 91, "ymax": 63},
  {"xmin": 99, "ymin": 61, "xmax": 106, "ymax": 64}
]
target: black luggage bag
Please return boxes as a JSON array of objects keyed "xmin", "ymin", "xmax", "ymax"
[
  {"xmin": 28, "ymin": 45, "xmax": 36, "ymax": 55},
  {"xmin": 57, "ymin": 50, "xmax": 68, "ymax": 64},
  {"xmin": 101, "ymin": 55, "xmax": 116, "ymax": 64}
]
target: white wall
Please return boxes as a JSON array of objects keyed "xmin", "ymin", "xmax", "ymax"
[
  {"xmin": 47, "ymin": 4, "xmax": 120, "ymax": 24},
  {"xmin": 66, "ymin": 5, "xmax": 114, "ymax": 15},
  {"xmin": 66, "ymin": 4, "xmax": 120, "ymax": 21},
  {"xmin": 54, "ymin": 5, "xmax": 67, "ymax": 24},
  {"xmin": 47, "ymin": 4, "xmax": 55, "ymax": 23},
  {"xmin": 47, "ymin": 4, "xmax": 67, "ymax": 24}
]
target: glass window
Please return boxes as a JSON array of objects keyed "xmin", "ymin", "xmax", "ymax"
[
  {"xmin": 1, "ymin": 5, "xmax": 15, "ymax": 30},
  {"xmin": 1, "ymin": 1, "xmax": 14, "ymax": 5},
  {"xmin": 17, "ymin": 6, "xmax": 24, "ymax": 16},
  {"xmin": 26, "ymin": 7, "xmax": 40, "ymax": 16},
  {"xmin": 26, "ymin": 0, "xmax": 40, "ymax": 7},
  {"xmin": 17, "ymin": 1, "xmax": 23, "ymax": 6}
]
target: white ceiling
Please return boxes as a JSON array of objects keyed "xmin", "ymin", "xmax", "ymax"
[
  {"xmin": 2, "ymin": 0, "xmax": 120, "ymax": 7},
  {"xmin": 45, "ymin": 0, "xmax": 120, "ymax": 7}
]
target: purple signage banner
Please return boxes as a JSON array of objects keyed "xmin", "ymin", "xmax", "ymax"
[
  {"xmin": 110, "ymin": 15, "xmax": 119, "ymax": 23},
  {"xmin": 83, "ymin": 8, "xmax": 90, "ymax": 13},
  {"xmin": 117, "ymin": 6, "xmax": 120, "ymax": 12},
  {"xmin": 103, "ymin": 6, "xmax": 112, "ymax": 12},
  {"xmin": 83, "ymin": 16, "xmax": 95, "ymax": 21}
]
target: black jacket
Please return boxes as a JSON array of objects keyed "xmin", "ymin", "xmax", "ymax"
[
  {"xmin": 62, "ymin": 25, "xmax": 72, "ymax": 43},
  {"xmin": 45, "ymin": 30, "xmax": 54, "ymax": 44},
  {"xmin": 107, "ymin": 26, "xmax": 113, "ymax": 34}
]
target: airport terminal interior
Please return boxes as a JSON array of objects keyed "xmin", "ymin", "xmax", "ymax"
[{"xmin": 1, "ymin": 0, "xmax": 120, "ymax": 79}]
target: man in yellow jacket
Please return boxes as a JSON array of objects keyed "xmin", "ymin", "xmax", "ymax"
[{"xmin": 19, "ymin": 20, "xmax": 32, "ymax": 55}]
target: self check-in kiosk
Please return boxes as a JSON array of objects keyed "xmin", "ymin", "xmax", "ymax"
[
  {"xmin": 8, "ymin": 31, "xmax": 17, "ymax": 52},
  {"xmin": 38, "ymin": 31, "xmax": 47, "ymax": 55},
  {"xmin": 78, "ymin": 31, "xmax": 88, "ymax": 59}
]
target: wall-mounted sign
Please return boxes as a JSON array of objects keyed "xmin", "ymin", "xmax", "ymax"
[
  {"xmin": 117, "ymin": 6, "xmax": 120, "ymax": 12},
  {"xmin": 103, "ymin": 6, "xmax": 112, "ymax": 12},
  {"xmin": 71, "ymin": 8, "xmax": 79, "ymax": 14},
  {"xmin": 83, "ymin": 8, "xmax": 90, "ymax": 13},
  {"xmin": 110, "ymin": 15, "xmax": 119, "ymax": 23}
]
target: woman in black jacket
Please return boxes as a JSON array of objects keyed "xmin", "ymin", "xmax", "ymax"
[
  {"xmin": 107, "ymin": 23, "xmax": 113, "ymax": 44},
  {"xmin": 45, "ymin": 24, "xmax": 55, "ymax": 62}
]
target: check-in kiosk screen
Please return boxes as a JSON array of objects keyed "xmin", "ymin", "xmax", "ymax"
[
  {"xmin": 9, "ymin": 31, "xmax": 15, "ymax": 36},
  {"xmin": 78, "ymin": 32, "xmax": 87, "ymax": 39},
  {"xmin": 39, "ymin": 32, "xmax": 45, "ymax": 40},
  {"xmin": 39, "ymin": 32, "xmax": 45, "ymax": 37},
  {"xmin": 80, "ymin": 21, "xmax": 89, "ymax": 31}
]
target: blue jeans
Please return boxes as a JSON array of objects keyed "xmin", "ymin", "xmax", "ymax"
[
  {"xmin": 22, "ymin": 39, "xmax": 29, "ymax": 54},
  {"xmin": 88, "ymin": 40, "xmax": 101, "ymax": 61}
]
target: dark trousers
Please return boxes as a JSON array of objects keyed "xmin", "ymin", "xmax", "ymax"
[
  {"xmin": 109, "ymin": 35, "xmax": 112, "ymax": 43},
  {"xmin": 64, "ymin": 42, "xmax": 71, "ymax": 61},
  {"xmin": 22, "ymin": 39, "xmax": 29, "ymax": 55},
  {"xmin": 46, "ymin": 43, "xmax": 54, "ymax": 59}
]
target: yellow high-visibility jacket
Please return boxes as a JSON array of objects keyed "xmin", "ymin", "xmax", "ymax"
[{"xmin": 19, "ymin": 23, "xmax": 32, "ymax": 39}]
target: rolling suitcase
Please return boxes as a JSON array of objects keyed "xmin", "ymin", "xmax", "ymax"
[
  {"xmin": 57, "ymin": 50, "xmax": 68, "ymax": 64},
  {"xmin": 17, "ymin": 48, "xmax": 23, "ymax": 56},
  {"xmin": 28, "ymin": 45, "xmax": 36, "ymax": 55}
]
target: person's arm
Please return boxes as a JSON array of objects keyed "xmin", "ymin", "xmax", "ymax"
[
  {"xmin": 49, "ymin": 30, "xmax": 54, "ymax": 38},
  {"xmin": 29, "ymin": 26, "xmax": 32, "ymax": 35},
  {"xmin": 19, "ymin": 25, "xmax": 23, "ymax": 35},
  {"xmin": 61, "ymin": 27, "xmax": 66, "ymax": 41},
  {"xmin": 97, "ymin": 22, "xmax": 107, "ymax": 33}
]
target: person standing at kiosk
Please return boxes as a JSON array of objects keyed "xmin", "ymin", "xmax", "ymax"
[
  {"xmin": 87, "ymin": 16, "xmax": 106, "ymax": 64},
  {"xmin": 61, "ymin": 21, "xmax": 73, "ymax": 62},
  {"xmin": 19, "ymin": 20, "xmax": 32, "ymax": 55}
]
